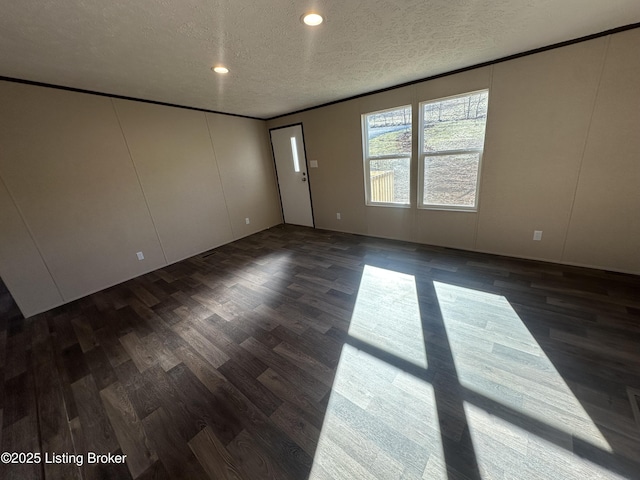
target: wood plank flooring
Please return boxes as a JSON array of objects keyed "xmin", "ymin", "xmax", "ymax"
[{"xmin": 1, "ymin": 224, "xmax": 640, "ymax": 479}]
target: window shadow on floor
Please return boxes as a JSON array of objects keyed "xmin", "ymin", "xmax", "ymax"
[{"xmin": 342, "ymin": 252, "xmax": 640, "ymax": 479}]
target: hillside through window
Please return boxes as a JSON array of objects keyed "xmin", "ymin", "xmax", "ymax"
[{"xmin": 419, "ymin": 90, "xmax": 489, "ymax": 210}]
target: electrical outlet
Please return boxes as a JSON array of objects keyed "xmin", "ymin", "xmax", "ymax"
[
  {"xmin": 245, "ymin": 217, "xmax": 250, "ymax": 225},
  {"xmin": 336, "ymin": 213, "xmax": 341, "ymax": 220},
  {"xmin": 136, "ymin": 251, "xmax": 144, "ymax": 260},
  {"xmin": 533, "ymin": 230, "xmax": 543, "ymax": 241}
]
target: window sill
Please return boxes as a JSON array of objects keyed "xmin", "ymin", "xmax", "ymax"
[
  {"xmin": 418, "ymin": 205, "xmax": 477, "ymax": 212},
  {"xmin": 365, "ymin": 202, "xmax": 412, "ymax": 209}
]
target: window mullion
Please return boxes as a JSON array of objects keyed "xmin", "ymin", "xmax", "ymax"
[{"xmin": 423, "ymin": 149, "xmax": 482, "ymax": 157}]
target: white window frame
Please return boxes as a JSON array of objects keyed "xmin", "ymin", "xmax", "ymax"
[
  {"xmin": 361, "ymin": 105, "xmax": 412, "ymax": 208},
  {"xmin": 418, "ymin": 90, "xmax": 488, "ymax": 212}
]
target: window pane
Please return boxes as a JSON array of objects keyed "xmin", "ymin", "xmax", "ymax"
[
  {"xmin": 370, "ymin": 158, "xmax": 410, "ymax": 204},
  {"xmin": 423, "ymin": 92, "xmax": 488, "ymax": 152},
  {"xmin": 423, "ymin": 153, "xmax": 480, "ymax": 207},
  {"xmin": 290, "ymin": 136, "xmax": 300, "ymax": 172},
  {"xmin": 367, "ymin": 107, "xmax": 412, "ymax": 157}
]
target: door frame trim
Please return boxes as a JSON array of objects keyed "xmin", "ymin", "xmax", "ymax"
[{"xmin": 268, "ymin": 122, "xmax": 315, "ymax": 228}]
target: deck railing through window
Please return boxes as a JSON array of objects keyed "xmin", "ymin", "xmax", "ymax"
[{"xmin": 370, "ymin": 170, "xmax": 394, "ymax": 203}]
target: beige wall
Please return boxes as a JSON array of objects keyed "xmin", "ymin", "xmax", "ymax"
[
  {"xmin": 562, "ymin": 30, "xmax": 640, "ymax": 272},
  {"xmin": 476, "ymin": 39, "xmax": 607, "ymax": 261},
  {"xmin": 207, "ymin": 113, "xmax": 281, "ymax": 239},
  {"xmin": 0, "ymin": 81, "xmax": 281, "ymax": 317},
  {"xmin": 0, "ymin": 177, "xmax": 63, "ymax": 314},
  {"xmin": 269, "ymin": 29, "xmax": 640, "ymax": 274},
  {"xmin": 113, "ymin": 100, "xmax": 234, "ymax": 264}
]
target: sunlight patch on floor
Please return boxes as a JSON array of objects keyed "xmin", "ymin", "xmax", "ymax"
[
  {"xmin": 309, "ymin": 345, "xmax": 445, "ymax": 479},
  {"xmin": 464, "ymin": 401, "xmax": 627, "ymax": 480},
  {"xmin": 348, "ymin": 265, "xmax": 427, "ymax": 368},
  {"xmin": 433, "ymin": 281, "xmax": 613, "ymax": 456}
]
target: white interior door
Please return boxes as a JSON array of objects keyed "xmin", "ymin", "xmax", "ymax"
[{"xmin": 270, "ymin": 125, "xmax": 314, "ymax": 227}]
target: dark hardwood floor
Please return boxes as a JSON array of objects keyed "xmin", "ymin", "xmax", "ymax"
[{"xmin": 1, "ymin": 224, "xmax": 639, "ymax": 479}]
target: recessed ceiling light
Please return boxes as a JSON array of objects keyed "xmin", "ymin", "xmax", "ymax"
[
  {"xmin": 212, "ymin": 66, "xmax": 229, "ymax": 74},
  {"xmin": 302, "ymin": 13, "xmax": 323, "ymax": 26}
]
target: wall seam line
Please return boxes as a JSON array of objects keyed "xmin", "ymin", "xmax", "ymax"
[
  {"xmin": 473, "ymin": 65, "xmax": 494, "ymax": 251},
  {"xmin": 111, "ymin": 99, "xmax": 169, "ymax": 264},
  {"xmin": 0, "ymin": 173, "xmax": 66, "ymax": 302},
  {"xmin": 559, "ymin": 35, "xmax": 611, "ymax": 263},
  {"xmin": 204, "ymin": 113, "xmax": 236, "ymax": 239}
]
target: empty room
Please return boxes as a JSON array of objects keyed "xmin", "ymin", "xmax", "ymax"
[{"xmin": 1, "ymin": 1, "xmax": 639, "ymax": 479}]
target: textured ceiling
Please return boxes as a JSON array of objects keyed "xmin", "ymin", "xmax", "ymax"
[{"xmin": 1, "ymin": 0, "xmax": 639, "ymax": 119}]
